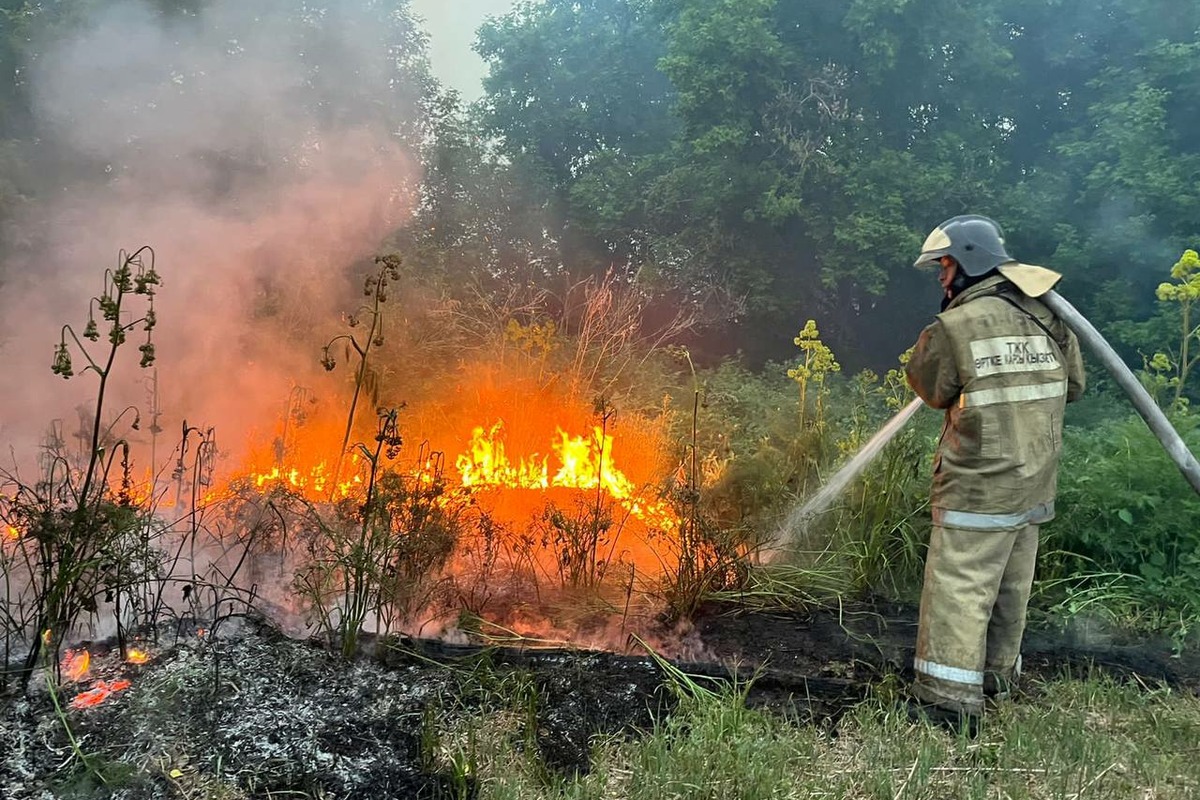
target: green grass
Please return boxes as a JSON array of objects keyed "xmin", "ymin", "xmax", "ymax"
[{"xmin": 441, "ymin": 672, "xmax": 1200, "ymax": 800}]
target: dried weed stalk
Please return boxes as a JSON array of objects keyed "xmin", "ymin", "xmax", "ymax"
[
  {"xmin": 2, "ymin": 247, "xmax": 162, "ymax": 691},
  {"xmin": 293, "ymin": 409, "xmax": 460, "ymax": 657}
]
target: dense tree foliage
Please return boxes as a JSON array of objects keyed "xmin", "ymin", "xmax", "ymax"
[
  {"xmin": 444, "ymin": 0, "xmax": 1199, "ymax": 377},
  {"xmin": 2, "ymin": 0, "xmax": 1197, "ymax": 644},
  {"xmin": 2, "ymin": 0, "xmax": 1198, "ymax": 387}
]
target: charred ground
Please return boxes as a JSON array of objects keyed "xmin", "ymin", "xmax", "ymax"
[{"xmin": 4, "ymin": 603, "xmax": 1198, "ymax": 800}]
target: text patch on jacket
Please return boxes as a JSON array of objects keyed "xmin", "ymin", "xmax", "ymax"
[{"xmin": 969, "ymin": 335, "xmax": 1061, "ymax": 377}]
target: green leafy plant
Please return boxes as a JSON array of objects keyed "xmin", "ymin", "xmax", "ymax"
[
  {"xmin": 787, "ymin": 319, "xmax": 841, "ymax": 430},
  {"xmin": 1045, "ymin": 413, "xmax": 1200, "ymax": 625},
  {"xmin": 1148, "ymin": 249, "xmax": 1200, "ymax": 408},
  {"xmin": 825, "ymin": 353, "xmax": 929, "ymax": 596},
  {"xmin": 1042, "ymin": 254, "xmax": 1200, "ymax": 638}
]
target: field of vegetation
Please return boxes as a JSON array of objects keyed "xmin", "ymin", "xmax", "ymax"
[{"xmin": 2, "ymin": 1, "xmax": 1200, "ymax": 798}]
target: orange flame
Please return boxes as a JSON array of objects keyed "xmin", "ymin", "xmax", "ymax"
[
  {"xmin": 201, "ymin": 382, "xmax": 681, "ymax": 587},
  {"xmin": 118, "ymin": 469, "xmax": 156, "ymax": 507},
  {"xmin": 218, "ymin": 420, "xmax": 674, "ymax": 527},
  {"xmin": 455, "ymin": 422, "xmax": 674, "ymax": 529},
  {"xmin": 234, "ymin": 455, "xmax": 364, "ymax": 504},
  {"xmin": 5, "ymin": 525, "xmax": 17, "ymax": 540},
  {"xmin": 62, "ymin": 649, "xmax": 91, "ymax": 683},
  {"xmin": 126, "ymin": 649, "xmax": 151, "ymax": 665},
  {"xmin": 70, "ymin": 679, "xmax": 132, "ymax": 709}
]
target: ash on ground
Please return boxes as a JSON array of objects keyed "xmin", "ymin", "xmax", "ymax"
[
  {"xmin": 0, "ymin": 615, "xmax": 670, "ymax": 799},
  {"xmin": 6, "ymin": 603, "xmax": 1197, "ymax": 799}
]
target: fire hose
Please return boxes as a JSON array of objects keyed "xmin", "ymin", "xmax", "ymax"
[
  {"xmin": 1041, "ymin": 289, "xmax": 1200, "ymax": 496},
  {"xmin": 773, "ymin": 277, "xmax": 1200, "ymax": 556}
]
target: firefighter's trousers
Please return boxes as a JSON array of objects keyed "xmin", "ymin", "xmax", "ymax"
[{"xmin": 913, "ymin": 522, "xmax": 1039, "ymax": 714}]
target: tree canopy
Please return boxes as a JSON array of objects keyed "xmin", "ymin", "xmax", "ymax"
[
  {"xmin": 3, "ymin": 0, "xmax": 1199, "ymax": 379},
  {"xmin": 454, "ymin": 0, "xmax": 1200, "ymax": 370}
]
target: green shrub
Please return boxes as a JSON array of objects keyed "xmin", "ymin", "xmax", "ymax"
[
  {"xmin": 1047, "ymin": 412, "xmax": 1200, "ymax": 620},
  {"xmin": 667, "ymin": 338, "xmax": 935, "ymax": 605}
]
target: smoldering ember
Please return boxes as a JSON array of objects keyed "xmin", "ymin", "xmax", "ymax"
[{"xmin": 4, "ymin": 1, "xmax": 1200, "ymax": 799}]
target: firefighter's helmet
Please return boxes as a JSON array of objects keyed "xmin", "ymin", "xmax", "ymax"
[{"xmin": 913, "ymin": 215, "xmax": 1014, "ymax": 277}]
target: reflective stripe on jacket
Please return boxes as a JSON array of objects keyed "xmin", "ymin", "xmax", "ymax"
[{"xmin": 905, "ymin": 274, "xmax": 1086, "ymax": 527}]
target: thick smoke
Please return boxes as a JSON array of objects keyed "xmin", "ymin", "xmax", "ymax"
[{"xmin": 0, "ymin": 0, "xmax": 425, "ymax": 468}]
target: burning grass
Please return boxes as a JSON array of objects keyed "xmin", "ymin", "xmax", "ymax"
[
  {"xmin": 1, "ymin": 356, "xmax": 717, "ymax": 682},
  {"xmin": 4, "ymin": 270, "xmax": 1200, "ymax": 785},
  {"xmin": 2, "ymin": 251, "xmax": 762, "ymax": 702},
  {"xmin": 154, "ymin": 361, "xmax": 706, "ymax": 654}
]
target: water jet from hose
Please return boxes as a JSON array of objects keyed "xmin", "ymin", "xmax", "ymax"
[
  {"xmin": 763, "ymin": 396, "xmax": 924, "ymax": 561},
  {"xmin": 763, "ymin": 285, "xmax": 1200, "ymax": 563}
]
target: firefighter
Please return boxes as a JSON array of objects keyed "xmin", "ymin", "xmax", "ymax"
[{"xmin": 904, "ymin": 215, "xmax": 1086, "ymax": 734}]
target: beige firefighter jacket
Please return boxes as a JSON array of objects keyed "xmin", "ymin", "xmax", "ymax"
[{"xmin": 906, "ymin": 274, "xmax": 1086, "ymax": 530}]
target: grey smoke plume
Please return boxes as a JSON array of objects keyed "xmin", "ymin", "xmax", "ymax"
[{"xmin": 0, "ymin": 0, "xmax": 428, "ymax": 468}]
